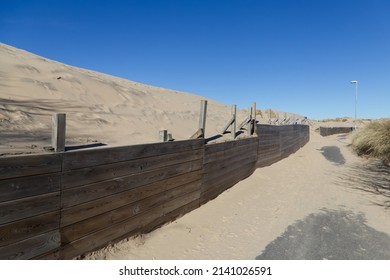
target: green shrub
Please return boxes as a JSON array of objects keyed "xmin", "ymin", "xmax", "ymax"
[{"xmin": 352, "ymin": 119, "xmax": 390, "ymax": 165}]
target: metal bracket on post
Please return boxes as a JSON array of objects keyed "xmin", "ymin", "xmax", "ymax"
[{"xmin": 52, "ymin": 113, "xmax": 66, "ymax": 152}]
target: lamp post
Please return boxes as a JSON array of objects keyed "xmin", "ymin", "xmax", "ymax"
[{"xmin": 350, "ymin": 80, "xmax": 358, "ymax": 129}]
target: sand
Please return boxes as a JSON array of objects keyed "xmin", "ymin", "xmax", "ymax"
[
  {"xmin": 85, "ymin": 130, "xmax": 390, "ymax": 260},
  {"xmin": 2, "ymin": 43, "xmax": 387, "ymax": 260},
  {"xmin": 0, "ymin": 43, "xmax": 305, "ymax": 156}
]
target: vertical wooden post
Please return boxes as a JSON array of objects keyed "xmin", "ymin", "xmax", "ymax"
[
  {"xmin": 231, "ymin": 105, "xmax": 236, "ymax": 139},
  {"xmin": 159, "ymin": 130, "xmax": 168, "ymax": 142},
  {"xmin": 252, "ymin": 102, "xmax": 256, "ymax": 135},
  {"xmin": 247, "ymin": 106, "xmax": 252, "ymax": 136},
  {"xmin": 268, "ymin": 109, "xmax": 271, "ymax": 124},
  {"xmin": 199, "ymin": 100, "xmax": 208, "ymax": 137},
  {"xmin": 52, "ymin": 113, "xmax": 66, "ymax": 152}
]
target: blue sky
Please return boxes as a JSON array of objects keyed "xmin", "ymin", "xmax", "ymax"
[{"xmin": 1, "ymin": 0, "xmax": 389, "ymax": 119}]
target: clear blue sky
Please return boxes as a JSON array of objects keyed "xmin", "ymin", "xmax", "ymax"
[{"xmin": 1, "ymin": 0, "xmax": 389, "ymax": 119}]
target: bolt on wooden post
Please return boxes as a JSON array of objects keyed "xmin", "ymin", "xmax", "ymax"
[{"xmin": 52, "ymin": 113, "xmax": 66, "ymax": 152}]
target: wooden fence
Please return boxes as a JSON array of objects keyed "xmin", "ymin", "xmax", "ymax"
[
  {"xmin": 0, "ymin": 124, "xmax": 309, "ymax": 260},
  {"xmin": 319, "ymin": 126, "xmax": 354, "ymax": 137}
]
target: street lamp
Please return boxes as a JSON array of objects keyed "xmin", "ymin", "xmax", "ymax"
[{"xmin": 350, "ymin": 80, "xmax": 358, "ymax": 129}]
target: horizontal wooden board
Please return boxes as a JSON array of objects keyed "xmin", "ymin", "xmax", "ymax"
[
  {"xmin": 143, "ymin": 199, "xmax": 200, "ymax": 233},
  {"xmin": 61, "ymin": 170, "xmax": 202, "ymax": 227},
  {"xmin": 203, "ymin": 155, "xmax": 257, "ymax": 181},
  {"xmin": 61, "ymin": 180, "xmax": 201, "ymax": 244},
  {"xmin": 62, "ymin": 148, "xmax": 203, "ymax": 189},
  {"xmin": 203, "ymin": 154, "xmax": 257, "ymax": 182},
  {"xmin": 0, "ymin": 230, "xmax": 60, "ymax": 260},
  {"xmin": 205, "ymin": 137, "xmax": 257, "ymax": 155},
  {"xmin": 204, "ymin": 149, "xmax": 257, "ymax": 172},
  {"xmin": 59, "ymin": 205, "xmax": 165, "ymax": 259},
  {"xmin": 201, "ymin": 162, "xmax": 257, "ymax": 199},
  {"xmin": 0, "ymin": 154, "xmax": 61, "ymax": 180},
  {"xmin": 0, "ymin": 211, "xmax": 60, "ymax": 247},
  {"xmin": 0, "ymin": 173, "xmax": 61, "ymax": 203},
  {"xmin": 200, "ymin": 167, "xmax": 253, "ymax": 205},
  {"xmin": 31, "ymin": 249, "xmax": 60, "ymax": 260},
  {"xmin": 61, "ymin": 159, "xmax": 203, "ymax": 208},
  {"xmin": 0, "ymin": 192, "xmax": 60, "ymax": 225},
  {"xmin": 203, "ymin": 142, "xmax": 258, "ymax": 164},
  {"xmin": 62, "ymin": 139, "xmax": 204, "ymax": 171},
  {"xmin": 60, "ymin": 189, "xmax": 201, "ymax": 259}
]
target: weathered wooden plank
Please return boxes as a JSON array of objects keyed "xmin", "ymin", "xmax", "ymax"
[
  {"xmin": 203, "ymin": 142, "xmax": 258, "ymax": 164},
  {"xmin": 0, "ymin": 173, "xmax": 61, "ymax": 203},
  {"xmin": 163, "ymin": 189, "xmax": 201, "ymax": 215},
  {"xmin": 202, "ymin": 161, "xmax": 257, "ymax": 193},
  {"xmin": 62, "ymin": 148, "xmax": 203, "ymax": 189},
  {"xmin": 0, "ymin": 154, "xmax": 61, "ymax": 180},
  {"xmin": 52, "ymin": 113, "xmax": 66, "ymax": 152},
  {"xmin": 61, "ymin": 180, "xmax": 201, "ymax": 244},
  {"xmin": 0, "ymin": 230, "xmax": 60, "ymax": 260},
  {"xmin": 257, "ymin": 148, "xmax": 281, "ymax": 157},
  {"xmin": 61, "ymin": 170, "xmax": 202, "ymax": 227},
  {"xmin": 202, "ymin": 154, "xmax": 257, "ymax": 181},
  {"xmin": 0, "ymin": 192, "xmax": 60, "ymax": 225},
  {"xmin": 203, "ymin": 154, "xmax": 258, "ymax": 178},
  {"xmin": 31, "ymin": 249, "xmax": 60, "ymax": 260},
  {"xmin": 62, "ymin": 139, "xmax": 204, "ymax": 171},
  {"xmin": 205, "ymin": 137, "xmax": 257, "ymax": 155},
  {"xmin": 59, "ymin": 205, "xmax": 164, "ymax": 259},
  {"xmin": 61, "ymin": 159, "xmax": 203, "ymax": 208},
  {"xmin": 204, "ymin": 145, "xmax": 257, "ymax": 167},
  {"xmin": 201, "ymin": 167, "xmax": 252, "ymax": 204},
  {"xmin": 143, "ymin": 199, "xmax": 200, "ymax": 233},
  {"xmin": 143, "ymin": 191, "xmax": 201, "ymax": 233},
  {"xmin": 257, "ymin": 147, "xmax": 282, "ymax": 156},
  {"xmin": 60, "ymin": 189, "xmax": 202, "ymax": 259},
  {"xmin": 201, "ymin": 170, "xmax": 250, "ymax": 205},
  {"xmin": 0, "ymin": 211, "xmax": 60, "ymax": 247}
]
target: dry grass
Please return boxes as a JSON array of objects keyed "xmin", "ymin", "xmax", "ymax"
[
  {"xmin": 320, "ymin": 117, "xmax": 349, "ymax": 122},
  {"xmin": 352, "ymin": 119, "xmax": 390, "ymax": 165}
]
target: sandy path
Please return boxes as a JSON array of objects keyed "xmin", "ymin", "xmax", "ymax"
[{"xmin": 87, "ymin": 130, "xmax": 390, "ymax": 260}]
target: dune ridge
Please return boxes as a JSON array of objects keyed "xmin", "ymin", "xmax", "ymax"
[{"xmin": 0, "ymin": 43, "xmax": 305, "ymax": 155}]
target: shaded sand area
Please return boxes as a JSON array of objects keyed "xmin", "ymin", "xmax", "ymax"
[{"xmin": 86, "ymin": 129, "xmax": 390, "ymax": 260}]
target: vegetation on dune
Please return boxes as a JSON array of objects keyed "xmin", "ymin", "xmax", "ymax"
[
  {"xmin": 352, "ymin": 119, "xmax": 390, "ymax": 165},
  {"xmin": 320, "ymin": 117, "xmax": 349, "ymax": 122}
]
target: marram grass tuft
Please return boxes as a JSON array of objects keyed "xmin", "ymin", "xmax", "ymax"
[{"xmin": 352, "ymin": 119, "xmax": 390, "ymax": 165}]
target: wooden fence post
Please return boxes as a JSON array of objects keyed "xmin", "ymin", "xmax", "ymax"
[
  {"xmin": 252, "ymin": 102, "xmax": 257, "ymax": 134},
  {"xmin": 159, "ymin": 130, "xmax": 168, "ymax": 142},
  {"xmin": 252, "ymin": 102, "xmax": 256, "ymax": 135},
  {"xmin": 199, "ymin": 100, "xmax": 207, "ymax": 137},
  {"xmin": 247, "ymin": 107, "xmax": 252, "ymax": 136},
  {"xmin": 52, "ymin": 113, "xmax": 66, "ymax": 152},
  {"xmin": 231, "ymin": 105, "xmax": 236, "ymax": 139},
  {"xmin": 190, "ymin": 100, "xmax": 208, "ymax": 139}
]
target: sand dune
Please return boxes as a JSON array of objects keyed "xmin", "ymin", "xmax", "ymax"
[
  {"xmin": 0, "ymin": 43, "xmax": 308, "ymax": 156},
  {"xmin": 0, "ymin": 43, "xmax": 248, "ymax": 155}
]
